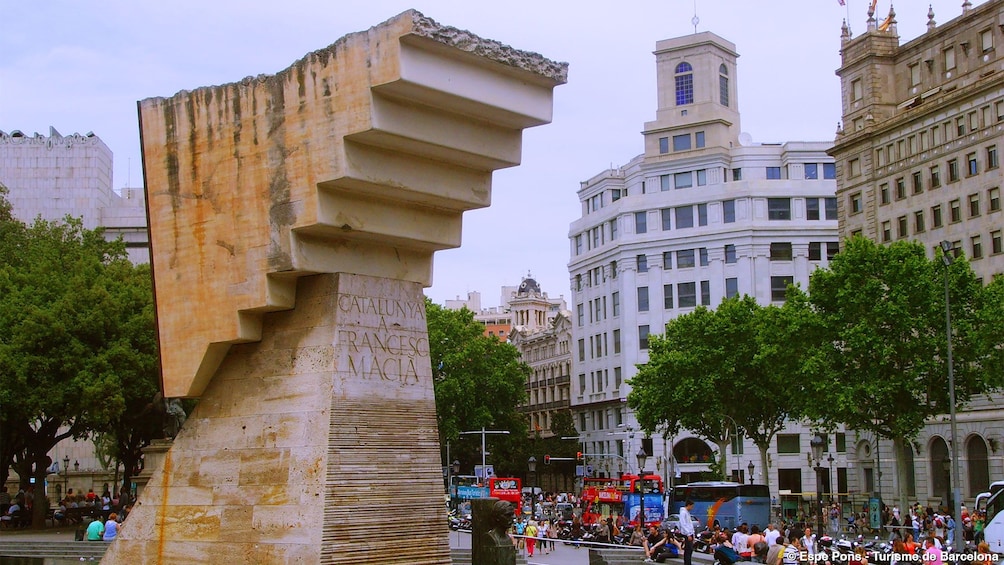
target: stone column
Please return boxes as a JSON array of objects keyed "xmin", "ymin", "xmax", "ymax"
[{"xmin": 101, "ymin": 10, "xmax": 565, "ymax": 564}]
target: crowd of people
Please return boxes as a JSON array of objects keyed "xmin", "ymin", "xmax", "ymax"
[{"xmin": 0, "ymin": 484, "xmax": 134, "ymax": 538}]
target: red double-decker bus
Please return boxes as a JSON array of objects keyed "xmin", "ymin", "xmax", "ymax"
[
  {"xmin": 488, "ymin": 477, "xmax": 522, "ymax": 507},
  {"xmin": 580, "ymin": 477, "xmax": 626, "ymax": 525}
]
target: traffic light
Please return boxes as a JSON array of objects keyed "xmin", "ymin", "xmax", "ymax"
[
  {"xmin": 544, "ymin": 455, "xmax": 551, "ymax": 465},
  {"xmin": 576, "ymin": 451, "xmax": 583, "ymax": 461}
]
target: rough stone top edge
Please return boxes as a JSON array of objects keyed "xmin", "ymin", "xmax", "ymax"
[{"xmin": 139, "ymin": 9, "xmax": 568, "ymax": 105}]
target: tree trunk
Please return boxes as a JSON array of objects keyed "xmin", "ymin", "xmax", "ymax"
[
  {"xmin": 759, "ymin": 444, "xmax": 771, "ymax": 490},
  {"xmin": 893, "ymin": 436, "xmax": 911, "ymax": 521}
]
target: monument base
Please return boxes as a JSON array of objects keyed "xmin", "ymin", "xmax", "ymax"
[{"xmin": 101, "ymin": 273, "xmax": 450, "ymax": 564}]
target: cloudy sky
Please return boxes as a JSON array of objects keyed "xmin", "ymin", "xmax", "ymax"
[{"xmin": 2, "ymin": 0, "xmax": 986, "ymax": 308}]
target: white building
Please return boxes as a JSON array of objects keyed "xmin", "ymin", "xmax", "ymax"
[
  {"xmin": 568, "ymin": 31, "xmax": 847, "ymax": 513},
  {"xmin": 0, "ymin": 127, "xmax": 149, "ymax": 264}
]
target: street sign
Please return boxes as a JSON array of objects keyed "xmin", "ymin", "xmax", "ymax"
[{"xmin": 474, "ymin": 465, "xmax": 495, "ymax": 479}]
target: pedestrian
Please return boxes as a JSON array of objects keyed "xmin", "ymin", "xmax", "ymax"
[
  {"xmin": 524, "ymin": 519, "xmax": 538, "ymax": 557},
  {"xmin": 85, "ymin": 517, "xmax": 104, "ymax": 541},
  {"xmin": 923, "ymin": 537, "xmax": 943, "ymax": 565},
  {"xmin": 679, "ymin": 499, "xmax": 696, "ymax": 565},
  {"xmin": 102, "ymin": 513, "xmax": 119, "ymax": 541},
  {"xmin": 538, "ymin": 519, "xmax": 550, "ymax": 554}
]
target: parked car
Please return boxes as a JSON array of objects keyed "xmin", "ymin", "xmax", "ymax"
[{"xmin": 662, "ymin": 513, "xmax": 701, "ymax": 532}]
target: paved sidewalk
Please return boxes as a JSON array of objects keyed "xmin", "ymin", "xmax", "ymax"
[{"xmin": 0, "ymin": 526, "xmax": 77, "ymax": 542}]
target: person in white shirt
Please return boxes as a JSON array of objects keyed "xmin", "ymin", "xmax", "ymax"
[
  {"xmin": 679, "ymin": 500, "xmax": 696, "ymax": 565},
  {"xmin": 801, "ymin": 526, "xmax": 816, "ymax": 555},
  {"xmin": 764, "ymin": 523, "xmax": 781, "ymax": 546}
]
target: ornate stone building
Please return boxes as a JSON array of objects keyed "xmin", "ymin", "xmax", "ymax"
[{"xmin": 830, "ymin": 0, "xmax": 1003, "ymax": 508}]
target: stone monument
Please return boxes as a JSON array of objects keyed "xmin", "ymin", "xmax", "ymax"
[{"xmin": 100, "ymin": 11, "xmax": 565, "ymax": 564}]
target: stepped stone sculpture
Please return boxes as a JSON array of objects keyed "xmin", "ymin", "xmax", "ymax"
[{"xmin": 100, "ymin": 11, "xmax": 565, "ymax": 564}]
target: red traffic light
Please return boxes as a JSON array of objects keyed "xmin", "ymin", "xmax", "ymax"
[
  {"xmin": 576, "ymin": 451, "xmax": 583, "ymax": 461},
  {"xmin": 544, "ymin": 455, "xmax": 551, "ymax": 465}
]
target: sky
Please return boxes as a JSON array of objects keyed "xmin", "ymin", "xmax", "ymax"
[{"xmin": 2, "ymin": 0, "xmax": 988, "ymax": 308}]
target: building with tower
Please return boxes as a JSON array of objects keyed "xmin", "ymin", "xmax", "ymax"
[
  {"xmin": 830, "ymin": 0, "xmax": 1003, "ymax": 510},
  {"xmin": 568, "ymin": 30, "xmax": 844, "ymax": 506}
]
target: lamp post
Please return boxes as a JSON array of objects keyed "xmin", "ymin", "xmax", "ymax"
[
  {"xmin": 722, "ymin": 415, "xmax": 740, "ymax": 481},
  {"xmin": 62, "ymin": 456, "xmax": 70, "ymax": 498},
  {"xmin": 940, "ymin": 240, "xmax": 964, "ymax": 552},
  {"xmin": 810, "ymin": 434, "xmax": 826, "ymax": 538},
  {"xmin": 460, "ymin": 427, "xmax": 510, "ymax": 485},
  {"xmin": 748, "ymin": 461, "xmax": 755, "ymax": 485},
  {"xmin": 636, "ymin": 447, "xmax": 648, "ymax": 526},
  {"xmin": 528, "ymin": 456, "xmax": 537, "ymax": 493}
]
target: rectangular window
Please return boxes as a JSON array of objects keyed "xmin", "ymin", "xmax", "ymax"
[
  {"xmin": 637, "ymin": 286, "xmax": 649, "ymax": 312},
  {"xmin": 882, "ymin": 221, "xmax": 892, "ymax": 242},
  {"xmin": 732, "ymin": 168, "xmax": 742, "ymax": 181},
  {"xmin": 777, "ymin": 434, "xmax": 800, "ymax": 454},
  {"xmin": 912, "ymin": 171, "xmax": 923, "ymax": 194},
  {"xmin": 577, "ymin": 303, "xmax": 584, "ymax": 326},
  {"xmin": 724, "ymin": 244, "xmax": 737, "ymax": 264},
  {"xmin": 852, "ymin": 78, "xmax": 862, "ymax": 101},
  {"xmin": 825, "ymin": 196, "xmax": 837, "ymax": 217},
  {"xmin": 992, "ymin": 230, "xmax": 1002, "ymax": 255},
  {"xmin": 970, "ymin": 193, "xmax": 981, "ymax": 217},
  {"xmin": 766, "ymin": 166, "xmax": 781, "ymax": 179},
  {"xmin": 770, "ymin": 276, "xmax": 792, "ymax": 302},
  {"xmin": 957, "ymin": 116, "xmax": 966, "ymax": 136},
  {"xmin": 805, "ymin": 163, "xmax": 818, "ymax": 179},
  {"xmin": 914, "ymin": 210, "xmax": 925, "ymax": 233},
  {"xmin": 575, "ymin": 234, "xmax": 583, "ymax": 255},
  {"xmin": 610, "ymin": 219, "xmax": 618, "ymax": 240},
  {"xmin": 663, "ymin": 251, "xmax": 672, "ymax": 270},
  {"xmin": 990, "ymin": 187, "xmax": 1000, "ymax": 212},
  {"xmin": 634, "ymin": 211, "xmax": 647, "ymax": 233},
  {"xmin": 677, "ymin": 282, "xmax": 697, "ymax": 308},
  {"xmin": 909, "ymin": 63, "xmax": 920, "ymax": 86},
  {"xmin": 827, "ymin": 242, "xmax": 839, "ymax": 260},
  {"xmin": 896, "ymin": 178, "xmax": 906, "ymax": 199},
  {"xmin": 767, "ymin": 198, "xmax": 791, "ymax": 220},
  {"xmin": 972, "ymin": 235, "xmax": 983, "ymax": 259},
  {"xmin": 723, "ymin": 199, "xmax": 736, "ymax": 223},
  {"xmin": 661, "ymin": 208, "xmax": 672, "ymax": 231},
  {"xmin": 699, "ymin": 247, "xmax": 709, "ymax": 266},
  {"xmin": 932, "ymin": 205, "xmax": 943, "ymax": 228},
  {"xmin": 930, "ymin": 165, "xmax": 941, "ymax": 188},
  {"xmin": 638, "ymin": 325, "xmax": 650, "ymax": 350},
  {"xmin": 677, "ymin": 249, "xmax": 696, "ymax": 269},
  {"xmin": 696, "ymin": 169, "xmax": 707, "ymax": 186},
  {"xmin": 725, "ymin": 277, "xmax": 738, "ymax": 299},
  {"xmin": 675, "ymin": 171, "xmax": 693, "ymax": 189},
  {"xmin": 698, "ymin": 203, "xmax": 708, "ymax": 226},
  {"xmin": 880, "ymin": 183, "xmax": 890, "ymax": 204},
  {"xmin": 613, "ymin": 329, "xmax": 621, "ymax": 354},
  {"xmin": 949, "ymin": 159, "xmax": 960, "ymax": 182},
  {"xmin": 676, "ymin": 206, "xmax": 694, "ymax": 228},
  {"xmin": 663, "ymin": 284, "xmax": 674, "ymax": 310},
  {"xmin": 897, "ymin": 216, "xmax": 908, "ymax": 239},
  {"xmin": 807, "ymin": 198, "xmax": 820, "ymax": 220},
  {"xmin": 809, "ymin": 241, "xmax": 823, "ymax": 260},
  {"xmin": 659, "ymin": 137, "xmax": 669, "ymax": 154},
  {"xmin": 660, "ymin": 174, "xmax": 672, "ymax": 191},
  {"xmin": 945, "ymin": 47, "xmax": 956, "ymax": 70},
  {"xmin": 578, "ymin": 339, "xmax": 585, "ymax": 362},
  {"xmin": 970, "ymin": 111, "xmax": 980, "ymax": 132},
  {"xmin": 637, "ymin": 254, "xmax": 648, "ymax": 273},
  {"xmin": 983, "ymin": 28, "xmax": 995, "ymax": 52},
  {"xmin": 824, "ymin": 162, "xmax": 837, "ymax": 179},
  {"xmin": 612, "ymin": 291, "xmax": 620, "ymax": 317},
  {"xmin": 695, "ymin": 131, "xmax": 705, "ymax": 148},
  {"xmin": 700, "ymin": 280, "xmax": 711, "ymax": 306},
  {"xmin": 673, "ymin": 134, "xmax": 691, "ymax": 151},
  {"xmin": 850, "ymin": 193, "xmax": 863, "ymax": 214},
  {"xmin": 988, "ymin": 146, "xmax": 999, "ymax": 170},
  {"xmin": 968, "ymin": 152, "xmax": 979, "ymax": 176},
  {"xmin": 770, "ymin": 242, "xmax": 793, "ymax": 261},
  {"xmin": 950, "ymin": 199, "xmax": 962, "ymax": 223}
]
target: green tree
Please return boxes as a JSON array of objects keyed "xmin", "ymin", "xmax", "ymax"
[
  {"xmin": 0, "ymin": 195, "xmax": 159, "ymax": 528},
  {"xmin": 629, "ymin": 295, "xmax": 815, "ymax": 487},
  {"xmin": 804, "ymin": 236, "xmax": 1003, "ymax": 512},
  {"xmin": 426, "ymin": 299, "xmax": 530, "ymax": 478}
]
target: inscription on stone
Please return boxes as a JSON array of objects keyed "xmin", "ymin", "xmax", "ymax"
[{"xmin": 337, "ymin": 294, "xmax": 428, "ymax": 385}]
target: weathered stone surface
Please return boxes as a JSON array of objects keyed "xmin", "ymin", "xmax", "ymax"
[{"xmin": 137, "ymin": 10, "xmax": 566, "ymax": 398}]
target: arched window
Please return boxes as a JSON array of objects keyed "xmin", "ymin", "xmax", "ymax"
[
  {"xmin": 675, "ymin": 62, "xmax": 694, "ymax": 106},
  {"xmin": 719, "ymin": 64, "xmax": 730, "ymax": 107},
  {"xmin": 967, "ymin": 435, "xmax": 990, "ymax": 496},
  {"xmin": 929, "ymin": 437, "xmax": 951, "ymax": 507}
]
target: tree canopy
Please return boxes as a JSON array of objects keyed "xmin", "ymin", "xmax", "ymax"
[
  {"xmin": 804, "ymin": 236, "xmax": 1004, "ymax": 509},
  {"xmin": 628, "ymin": 295, "xmax": 814, "ymax": 486},
  {"xmin": 426, "ymin": 299, "xmax": 530, "ymax": 478},
  {"xmin": 0, "ymin": 187, "xmax": 160, "ymax": 527}
]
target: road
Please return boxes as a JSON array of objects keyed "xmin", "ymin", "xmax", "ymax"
[{"xmin": 448, "ymin": 529, "xmax": 640, "ymax": 565}]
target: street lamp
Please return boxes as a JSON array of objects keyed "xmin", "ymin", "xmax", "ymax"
[
  {"xmin": 636, "ymin": 447, "xmax": 649, "ymax": 527},
  {"xmin": 460, "ymin": 427, "xmax": 510, "ymax": 485},
  {"xmin": 748, "ymin": 461, "xmax": 755, "ymax": 485},
  {"xmin": 62, "ymin": 456, "xmax": 70, "ymax": 498},
  {"xmin": 527, "ymin": 456, "xmax": 537, "ymax": 492},
  {"xmin": 940, "ymin": 240, "xmax": 964, "ymax": 552},
  {"xmin": 810, "ymin": 434, "xmax": 826, "ymax": 538}
]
